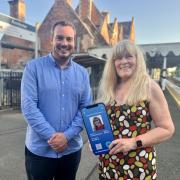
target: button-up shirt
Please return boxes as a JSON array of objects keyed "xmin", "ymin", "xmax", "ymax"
[{"xmin": 21, "ymin": 53, "xmax": 92, "ymax": 158}]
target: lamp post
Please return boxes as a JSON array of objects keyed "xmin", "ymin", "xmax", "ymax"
[
  {"xmin": 0, "ymin": 32, "xmax": 4, "ymax": 108},
  {"xmin": 0, "ymin": 31, "xmax": 3, "ymax": 69}
]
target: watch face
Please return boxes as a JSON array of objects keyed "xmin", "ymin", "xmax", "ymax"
[{"xmin": 136, "ymin": 140, "xmax": 142, "ymax": 147}]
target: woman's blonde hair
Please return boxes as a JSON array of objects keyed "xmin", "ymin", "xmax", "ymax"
[{"xmin": 97, "ymin": 40, "xmax": 151, "ymax": 105}]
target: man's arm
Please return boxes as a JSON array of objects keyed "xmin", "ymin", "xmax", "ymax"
[
  {"xmin": 21, "ymin": 62, "xmax": 56, "ymax": 140},
  {"xmin": 64, "ymin": 70, "xmax": 92, "ymax": 141},
  {"xmin": 48, "ymin": 70, "xmax": 92, "ymax": 151}
]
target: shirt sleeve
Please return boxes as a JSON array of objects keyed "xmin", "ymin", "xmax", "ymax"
[
  {"xmin": 64, "ymin": 70, "xmax": 92, "ymax": 141},
  {"xmin": 21, "ymin": 62, "xmax": 56, "ymax": 140}
]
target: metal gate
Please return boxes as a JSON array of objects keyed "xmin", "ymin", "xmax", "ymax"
[{"xmin": 0, "ymin": 70, "xmax": 23, "ymax": 109}]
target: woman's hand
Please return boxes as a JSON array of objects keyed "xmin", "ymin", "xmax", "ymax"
[{"xmin": 109, "ymin": 138, "xmax": 136, "ymax": 155}]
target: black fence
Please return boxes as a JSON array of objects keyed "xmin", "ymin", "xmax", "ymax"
[{"xmin": 0, "ymin": 70, "xmax": 23, "ymax": 109}]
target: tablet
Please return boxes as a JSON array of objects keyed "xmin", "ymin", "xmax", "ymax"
[{"xmin": 81, "ymin": 103, "xmax": 114, "ymax": 155}]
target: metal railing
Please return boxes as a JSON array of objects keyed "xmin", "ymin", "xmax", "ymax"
[
  {"xmin": 0, "ymin": 69, "xmax": 23, "ymax": 109},
  {"xmin": 0, "ymin": 69, "xmax": 100, "ymax": 109}
]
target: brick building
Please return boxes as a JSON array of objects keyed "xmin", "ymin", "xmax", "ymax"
[
  {"xmin": 1, "ymin": 0, "xmax": 35, "ymax": 69},
  {"xmin": 1, "ymin": 0, "xmax": 135, "ymax": 69},
  {"xmin": 38, "ymin": 0, "xmax": 135, "ymax": 55}
]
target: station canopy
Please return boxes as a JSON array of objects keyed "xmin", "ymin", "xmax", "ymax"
[
  {"xmin": 71, "ymin": 53, "xmax": 106, "ymax": 68},
  {"xmin": 140, "ymin": 42, "xmax": 180, "ymax": 68}
]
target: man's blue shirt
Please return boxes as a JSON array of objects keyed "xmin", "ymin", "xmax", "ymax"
[{"xmin": 21, "ymin": 53, "xmax": 92, "ymax": 158}]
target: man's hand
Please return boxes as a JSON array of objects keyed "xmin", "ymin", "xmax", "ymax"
[{"xmin": 48, "ymin": 133, "xmax": 68, "ymax": 152}]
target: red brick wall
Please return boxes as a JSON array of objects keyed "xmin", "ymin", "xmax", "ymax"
[{"xmin": 1, "ymin": 36, "xmax": 34, "ymax": 69}]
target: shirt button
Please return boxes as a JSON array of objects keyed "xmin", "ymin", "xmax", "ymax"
[
  {"xmin": 62, "ymin": 94, "xmax": 64, "ymax": 97},
  {"xmin": 62, "ymin": 81, "xmax": 64, "ymax": 84},
  {"xmin": 62, "ymin": 107, "xmax": 64, "ymax": 110}
]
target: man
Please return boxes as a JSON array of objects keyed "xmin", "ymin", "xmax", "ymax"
[{"xmin": 21, "ymin": 21, "xmax": 92, "ymax": 180}]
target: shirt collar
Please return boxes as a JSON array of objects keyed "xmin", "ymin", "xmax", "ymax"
[{"xmin": 48, "ymin": 53, "xmax": 73, "ymax": 68}]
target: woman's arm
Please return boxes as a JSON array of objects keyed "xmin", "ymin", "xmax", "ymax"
[
  {"xmin": 136, "ymin": 80, "xmax": 175, "ymax": 146},
  {"xmin": 109, "ymin": 80, "xmax": 175, "ymax": 154}
]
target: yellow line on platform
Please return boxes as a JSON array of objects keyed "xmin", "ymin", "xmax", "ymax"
[{"xmin": 166, "ymin": 85, "xmax": 180, "ymax": 106}]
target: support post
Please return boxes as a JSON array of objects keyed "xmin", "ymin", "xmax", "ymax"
[
  {"xmin": 161, "ymin": 56, "xmax": 167, "ymax": 91},
  {"xmin": 35, "ymin": 23, "xmax": 40, "ymax": 58}
]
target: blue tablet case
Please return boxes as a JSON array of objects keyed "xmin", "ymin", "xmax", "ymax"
[{"xmin": 81, "ymin": 103, "xmax": 114, "ymax": 155}]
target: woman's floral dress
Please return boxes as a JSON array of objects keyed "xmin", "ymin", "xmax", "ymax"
[{"xmin": 99, "ymin": 101, "xmax": 157, "ymax": 180}]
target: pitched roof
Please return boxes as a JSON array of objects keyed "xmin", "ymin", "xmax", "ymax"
[
  {"xmin": 109, "ymin": 21, "xmax": 132, "ymax": 39},
  {"xmin": 75, "ymin": 2, "xmax": 109, "ymax": 46},
  {"xmin": 83, "ymin": 18, "xmax": 108, "ymax": 46},
  {"xmin": 75, "ymin": 1, "xmax": 132, "ymax": 43},
  {"xmin": 39, "ymin": 0, "xmax": 133, "ymax": 50},
  {"xmin": 91, "ymin": 2, "xmax": 104, "ymax": 26},
  {"xmin": 39, "ymin": 0, "xmax": 94, "ymax": 38}
]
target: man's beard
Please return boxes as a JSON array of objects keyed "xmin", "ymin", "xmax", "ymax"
[{"xmin": 53, "ymin": 44, "xmax": 74, "ymax": 61}]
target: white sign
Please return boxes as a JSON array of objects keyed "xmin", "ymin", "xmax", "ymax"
[{"xmin": 0, "ymin": 13, "xmax": 36, "ymax": 42}]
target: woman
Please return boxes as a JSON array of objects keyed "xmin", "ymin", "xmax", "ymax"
[
  {"xmin": 97, "ymin": 40, "xmax": 174, "ymax": 179},
  {"xmin": 93, "ymin": 116, "xmax": 105, "ymax": 131}
]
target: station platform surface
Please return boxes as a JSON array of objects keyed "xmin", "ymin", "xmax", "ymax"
[{"xmin": 0, "ymin": 90, "xmax": 179, "ymax": 180}]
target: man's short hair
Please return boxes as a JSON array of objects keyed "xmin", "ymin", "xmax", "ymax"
[{"xmin": 51, "ymin": 21, "xmax": 76, "ymax": 36}]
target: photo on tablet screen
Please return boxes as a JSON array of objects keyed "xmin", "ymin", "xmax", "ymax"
[{"xmin": 90, "ymin": 115, "xmax": 105, "ymax": 132}]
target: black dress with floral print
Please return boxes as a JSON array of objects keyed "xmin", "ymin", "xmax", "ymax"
[{"xmin": 98, "ymin": 101, "xmax": 157, "ymax": 180}]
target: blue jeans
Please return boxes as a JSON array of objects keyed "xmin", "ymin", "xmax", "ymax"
[{"xmin": 25, "ymin": 146, "xmax": 82, "ymax": 180}]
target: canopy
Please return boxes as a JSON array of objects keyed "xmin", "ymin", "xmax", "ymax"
[
  {"xmin": 72, "ymin": 53, "xmax": 106, "ymax": 67},
  {"xmin": 140, "ymin": 42, "xmax": 180, "ymax": 68}
]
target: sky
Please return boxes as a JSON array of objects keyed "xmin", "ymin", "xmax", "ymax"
[{"xmin": 0, "ymin": 0, "xmax": 180, "ymax": 44}]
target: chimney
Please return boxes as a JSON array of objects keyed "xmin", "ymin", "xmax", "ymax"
[
  {"xmin": 66, "ymin": 0, "xmax": 72, "ymax": 6},
  {"xmin": 55, "ymin": 0, "xmax": 72, "ymax": 6},
  {"xmin": 102, "ymin": 11, "xmax": 110, "ymax": 24},
  {"xmin": 8, "ymin": 0, "xmax": 26, "ymax": 22},
  {"xmin": 79, "ymin": 0, "xmax": 92, "ymax": 20}
]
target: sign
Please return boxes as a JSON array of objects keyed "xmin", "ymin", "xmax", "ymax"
[{"xmin": 0, "ymin": 13, "xmax": 36, "ymax": 42}]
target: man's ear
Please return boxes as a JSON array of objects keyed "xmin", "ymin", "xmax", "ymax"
[
  {"xmin": 50, "ymin": 36, "xmax": 53, "ymax": 45},
  {"xmin": 74, "ymin": 36, "xmax": 77, "ymax": 51},
  {"xmin": 50, "ymin": 33, "xmax": 54, "ymax": 44}
]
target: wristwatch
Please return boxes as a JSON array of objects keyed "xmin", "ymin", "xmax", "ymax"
[{"xmin": 135, "ymin": 137, "xmax": 143, "ymax": 148}]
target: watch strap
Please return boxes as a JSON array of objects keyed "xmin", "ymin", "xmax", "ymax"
[{"xmin": 135, "ymin": 136, "xmax": 143, "ymax": 148}]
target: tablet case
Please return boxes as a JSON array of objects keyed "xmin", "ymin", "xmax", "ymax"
[{"xmin": 81, "ymin": 103, "xmax": 114, "ymax": 155}]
